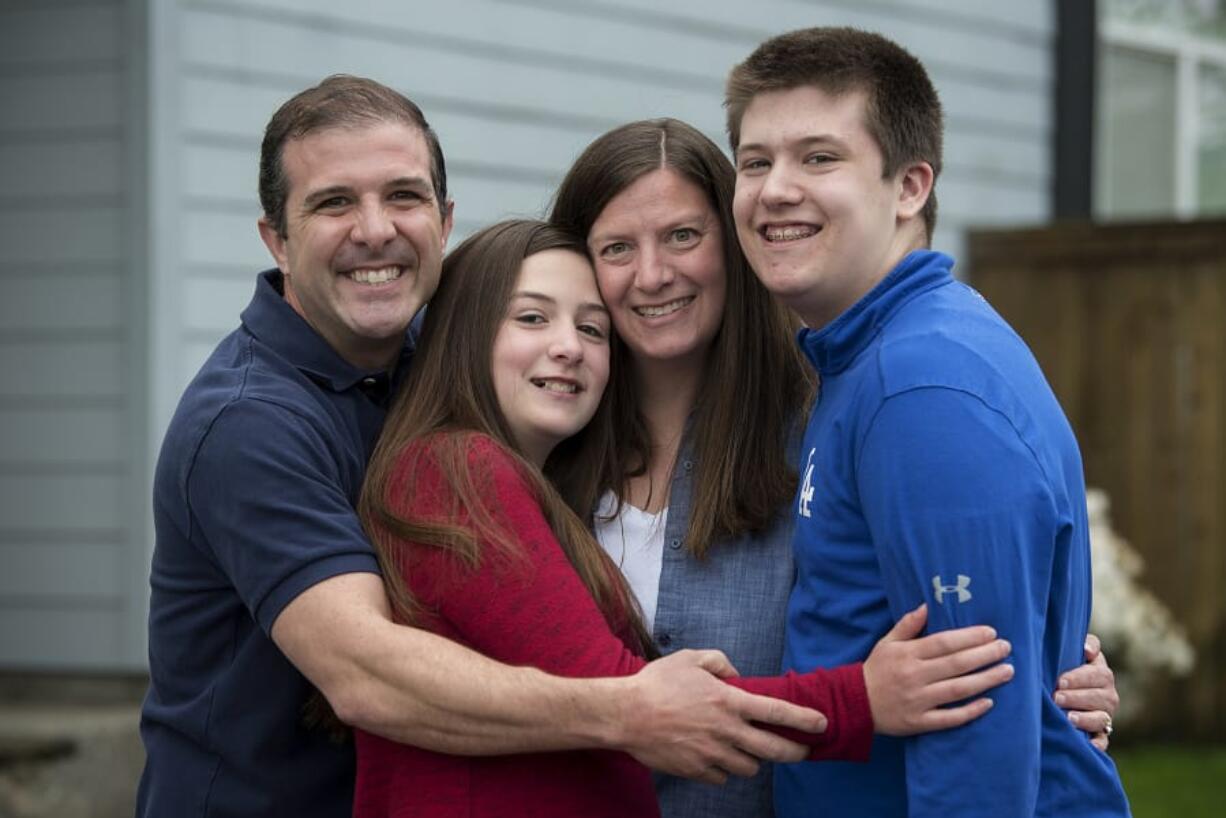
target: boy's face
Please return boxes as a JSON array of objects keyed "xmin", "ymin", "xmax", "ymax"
[{"xmin": 733, "ymin": 85, "xmax": 926, "ymax": 330}]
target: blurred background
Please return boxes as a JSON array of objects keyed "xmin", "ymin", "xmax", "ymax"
[{"xmin": 0, "ymin": 0, "xmax": 1222, "ymax": 815}]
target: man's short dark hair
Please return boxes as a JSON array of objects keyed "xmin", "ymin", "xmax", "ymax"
[
  {"xmin": 725, "ymin": 27, "xmax": 943, "ymax": 240},
  {"xmin": 259, "ymin": 74, "xmax": 448, "ymax": 237}
]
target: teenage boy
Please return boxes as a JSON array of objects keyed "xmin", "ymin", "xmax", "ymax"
[
  {"xmin": 138, "ymin": 74, "xmax": 826, "ymax": 817},
  {"xmin": 726, "ymin": 28, "xmax": 1130, "ymax": 817}
]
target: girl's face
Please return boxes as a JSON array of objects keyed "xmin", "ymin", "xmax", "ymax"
[
  {"xmin": 586, "ymin": 169, "xmax": 727, "ymax": 374},
  {"xmin": 491, "ymin": 249, "xmax": 612, "ymax": 467}
]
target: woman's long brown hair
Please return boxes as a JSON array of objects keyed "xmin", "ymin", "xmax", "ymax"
[
  {"xmin": 550, "ymin": 119, "xmax": 816, "ymax": 557},
  {"xmin": 357, "ymin": 219, "xmax": 654, "ymax": 655}
]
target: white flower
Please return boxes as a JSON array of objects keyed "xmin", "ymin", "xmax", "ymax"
[{"xmin": 1087, "ymin": 489, "xmax": 1195, "ymax": 725}]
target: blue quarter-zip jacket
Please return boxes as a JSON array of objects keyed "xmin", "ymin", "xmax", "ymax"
[{"xmin": 775, "ymin": 250, "xmax": 1130, "ymax": 818}]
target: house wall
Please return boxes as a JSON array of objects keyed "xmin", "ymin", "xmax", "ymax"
[
  {"xmin": 0, "ymin": 0, "xmax": 1055, "ymax": 670},
  {"xmin": 0, "ymin": 0, "xmax": 148, "ymax": 668}
]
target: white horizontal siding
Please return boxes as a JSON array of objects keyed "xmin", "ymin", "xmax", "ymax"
[
  {"xmin": 0, "ymin": 474, "xmax": 125, "ymax": 533},
  {"xmin": 0, "ymin": 71, "xmax": 124, "ymax": 135},
  {"xmin": 0, "ymin": 5, "xmax": 121, "ymax": 66},
  {"xmin": 0, "ymin": 207, "xmax": 125, "ymax": 265},
  {"xmin": 0, "ymin": 140, "xmax": 124, "ymax": 199},
  {"xmin": 183, "ymin": 276, "xmax": 253, "ymax": 334},
  {"xmin": 0, "ymin": 543, "xmax": 125, "ymax": 600},
  {"xmin": 0, "ymin": 607, "xmax": 126, "ymax": 669},
  {"xmin": 0, "ymin": 408, "xmax": 126, "ymax": 465},
  {"xmin": 0, "ymin": 339, "xmax": 126, "ymax": 401},
  {"xmin": 0, "ymin": 0, "xmax": 138, "ymax": 671},
  {"xmin": 0, "ymin": 274, "xmax": 124, "ymax": 333}
]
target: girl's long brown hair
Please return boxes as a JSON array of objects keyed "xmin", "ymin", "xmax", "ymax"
[
  {"xmin": 550, "ymin": 119, "xmax": 815, "ymax": 557},
  {"xmin": 358, "ymin": 219, "xmax": 654, "ymax": 655}
]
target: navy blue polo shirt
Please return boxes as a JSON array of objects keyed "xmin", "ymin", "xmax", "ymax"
[{"xmin": 137, "ymin": 270, "xmax": 413, "ymax": 817}]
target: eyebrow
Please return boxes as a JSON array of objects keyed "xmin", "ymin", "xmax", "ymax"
[
  {"xmin": 386, "ymin": 175, "xmax": 433, "ymax": 193},
  {"xmin": 511, "ymin": 291, "xmax": 609, "ymax": 315},
  {"xmin": 301, "ymin": 176, "xmax": 433, "ymax": 209},
  {"xmin": 737, "ymin": 134, "xmax": 850, "ymax": 156},
  {"xmin": 589, "ymin": 210, "xmax": 709, "ymax": 243}
]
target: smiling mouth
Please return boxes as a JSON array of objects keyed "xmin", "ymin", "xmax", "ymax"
[
  {"xmin": 345, "ymin": 266, "xmax": 403, "ymax": 284},
  {"xmin": 633, "ymin": 296, "xmax": 694, "ymax": 318},
  {"xmin": 530, "ymin": 378, "xmax": 580, "ymax": 394},
  {"xmin": 761, "ymin": 225, "xmax": 820, "ymax": 243}
]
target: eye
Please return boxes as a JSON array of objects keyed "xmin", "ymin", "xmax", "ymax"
[
  {"xmin": 512, "ymin": 311, "xmax": 547, "ymax": 326},
  {"xmin": 804, "ymin": 153, "xmax": 836, "ymax": 166},
  {"xmin": 578, "ymin": 322, "xmax": 609, "ymax": 340},
  {"xmin": 737, "ymin": 157, "xmax": 769, "ymax": 173},
  {"xmin": 599, "ymin": 241, "xmax": 632, "ymax": 259},
  {"xmin": 670, "ymin": 227, "xmax": 699, "ymax": 245},
  {"xmin": 389, "ymin": 189, "xmax": 425, "ymax": 204},
  {"xmin": 315, "ymin": 196, "xmax": 350, "ymax": 211}
]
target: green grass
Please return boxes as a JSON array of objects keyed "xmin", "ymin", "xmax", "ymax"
[{"xmin": 1113, "ymin": 743, "xmax": 1226, "ymax": 817}]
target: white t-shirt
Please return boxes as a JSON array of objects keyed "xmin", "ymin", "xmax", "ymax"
[{"xmin": 594, "ymin": 491, "xmax": 667, "ymax": 632}]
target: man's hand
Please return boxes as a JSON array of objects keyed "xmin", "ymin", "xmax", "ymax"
[
  {"xmin": 615, "ymin": 649, "xmax": 827, "ymax": 784},
  {"xmin": 863, "ymin": 604, "xmax": 1015, "ymax": 735}
]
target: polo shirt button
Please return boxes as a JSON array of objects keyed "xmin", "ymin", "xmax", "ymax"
[
  {"xmin": 683, "ymin": 460, "xmax": 694, "ymax": 472},
  {"xmin": 657, "ymin": 633, "xmax": 671, "ymax": 647},
  {"xmin": 669, "ymin": 538, "xmax": 681, "ymax": 549}
]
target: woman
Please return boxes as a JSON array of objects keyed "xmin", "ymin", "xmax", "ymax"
[
  {"xmin": 352, "ymin": 220, "xmax": 1014, "ymax": 818},
  {"xmin": 550, "ymin": 119, "xmax": 1119, "ymax": 818}
]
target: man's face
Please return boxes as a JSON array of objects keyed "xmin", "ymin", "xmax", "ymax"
[
  {"xmin": 733, "ymin": 86, "xmax": 927, "ymax": 330},
  {"xmin": 258, "ymin": 121, "xmax": 453, "ymax": 370}
]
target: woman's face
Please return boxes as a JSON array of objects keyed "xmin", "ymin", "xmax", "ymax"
[
  {"xmin": 586, "ymin": 169, "xmax": 727, "ymax": 373},
  {"xmin": 491, "ymin": 249, "xmax": 612, "ymax": 467}
]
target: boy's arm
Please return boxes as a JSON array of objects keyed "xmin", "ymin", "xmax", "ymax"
[{"xmin": 858, "ymin": 387, "xmax": 1057, "ymax": 818}]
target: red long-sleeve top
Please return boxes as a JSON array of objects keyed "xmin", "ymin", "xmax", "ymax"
[{"xmin": 353, "ymin": 434, "xmax": 873, "ymax": 818}]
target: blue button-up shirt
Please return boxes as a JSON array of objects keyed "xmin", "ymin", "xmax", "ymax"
[{"xmin": 652, "ymin": 427, "xmax": 797, "ymax": 818}]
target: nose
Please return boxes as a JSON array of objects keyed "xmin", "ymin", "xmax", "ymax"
[
  {"xmin": 548, "ymin": 326, "xmax": 585, "ymax": 364},
  {"xmin": 633, "ymin": 243, "xmax": 675, "ymax": 293},
  {"xmin": 759, "ymin": 163, "xmax": 803, "ymax": 208},
  {"xmin": 350, "ymin": 199, "xmax": 397, "ymax": 248}
]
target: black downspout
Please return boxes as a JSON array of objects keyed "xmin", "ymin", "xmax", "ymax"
[{"xmin": 1054, "ymin": 0, "xmax": 1097, "ymax": 219}]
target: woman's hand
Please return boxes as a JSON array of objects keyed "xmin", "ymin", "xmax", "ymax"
[
  {"xmin": 863, "ymin": 603, "xmax": 1014, "ymax": 736},
  {"xmin": 1054, "ymin": 633, "xmax": 1118, "ymax": 751}
]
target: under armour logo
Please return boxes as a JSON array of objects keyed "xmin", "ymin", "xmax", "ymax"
[
  {"xmin": 798, "ymin": 448, "xmax": 817, "ymax": 518},
  {"xmin": 932, "ymin": 574, "xmax": 972, "ymax": 604}
]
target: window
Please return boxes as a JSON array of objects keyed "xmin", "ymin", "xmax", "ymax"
[{"xmin": 1097, "ymin": 0, "xmax": 1226, "ymax": 218}]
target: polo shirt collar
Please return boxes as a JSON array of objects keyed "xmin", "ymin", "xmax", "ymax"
[{"xmin": 240, "ymin": 269, "xmax": 416, "ymax": 393}]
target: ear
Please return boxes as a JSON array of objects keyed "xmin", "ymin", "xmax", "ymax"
[
  {"xmin": 895, "ymin": 161, "xmax": 935, "ymax": 223},
  {"xmin": 258, "ymin": 216, "xmax": 290, "ymax": 273},
  {"xmin": 440, "ymin": 199, "xmax": 455, "ymax": 249}
]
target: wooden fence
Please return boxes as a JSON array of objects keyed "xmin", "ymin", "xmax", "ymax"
[{"xmin": 968, "ymin": 220, "xmax": 1226, "ymax": 741}]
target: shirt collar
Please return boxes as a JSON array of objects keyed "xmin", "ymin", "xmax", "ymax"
[
  {"xmin": 239, "ymin": 269, "xmax": 417, "ymax": 394},
  {"xmin": 798, "ymin": 250, "xmax": 954, "ymax": 376}
]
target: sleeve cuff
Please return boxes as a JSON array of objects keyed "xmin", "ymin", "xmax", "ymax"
[
  {"xmin": 810, "ymin": 661, "xmax": 873, "ymax": 763},
  {"xmin": 256, "ymin": 551, "xmax": 381, "ymax": 634}
]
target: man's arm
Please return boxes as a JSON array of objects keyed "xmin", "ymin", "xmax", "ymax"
[
  {"xmin": 272, "ymin": 572, "xmax": 823, "ymax": 782},
  {"xmin": 857, "ymin": 387, "xmax": 1056, "ymax": 818}
]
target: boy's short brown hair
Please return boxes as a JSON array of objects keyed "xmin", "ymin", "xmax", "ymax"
[{"xmin": 725, "ymin": 27, "xmax": 943, "ymax": 239}]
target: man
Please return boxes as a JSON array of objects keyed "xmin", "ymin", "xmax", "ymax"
[
  {"xmin": 726, "ymin": 29, "xmax": 1130, "ymax": 817},
  {"xmin": 137, "ymin": 75, "xmax": 825, "ymax": 817}
]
